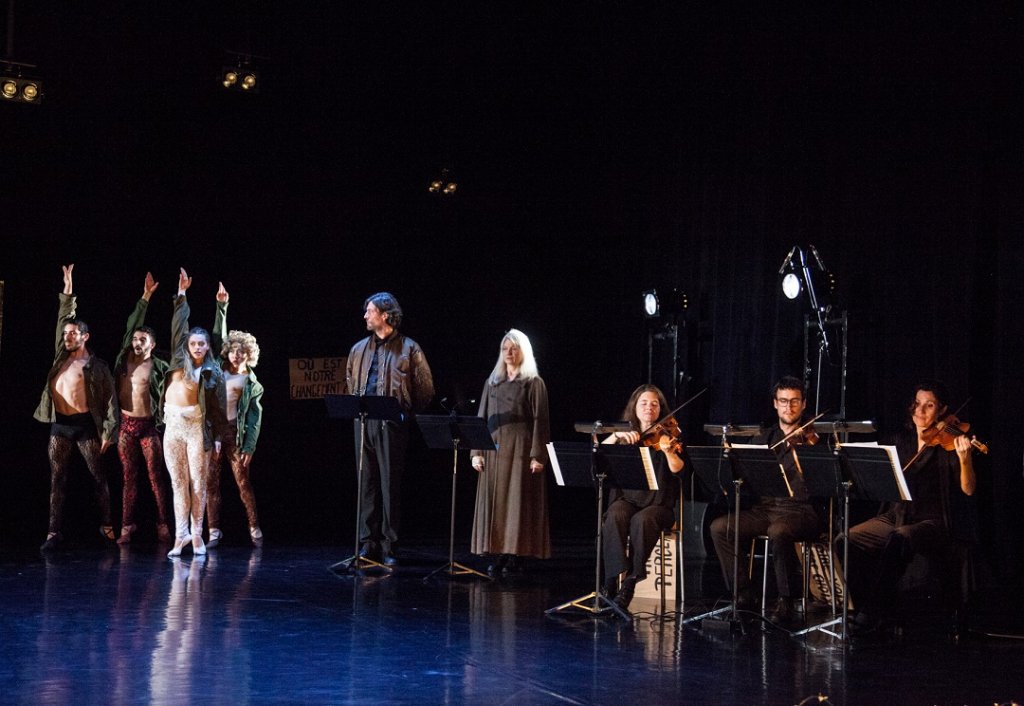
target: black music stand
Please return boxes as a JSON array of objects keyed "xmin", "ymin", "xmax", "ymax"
[
  {"xmin": 785, "ymin": 444, "xmax": 848, "ymax": 638},
  {"xmin": 417, "ymin": 413, "xmax": 495, "ymax": 581},
  {"xmin": 325, "ymin": 394, "xmax": 403, "ymax": 574},
  {"xmin": 545, "ymin": 427, "xmax": 654, "ymax": 621},
  {"xmin": 834, "ymin": 442, "xmax": 909, "ymax": 639},
  {"xmin": 682, "ymin": 445, "xmax": 744, "ymax": 626}
]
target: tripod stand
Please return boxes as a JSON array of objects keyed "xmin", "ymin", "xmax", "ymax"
[
  {"xmin": 545, "ymin": 423, "xmax": 653, "ymax": 621},
  {"xmin": 417, "ymin": 412, "xmax": 495, "ymax": 581},
  {"xmin": 325, "ymin": 394, "xmax": 402, "ymax": 574}
]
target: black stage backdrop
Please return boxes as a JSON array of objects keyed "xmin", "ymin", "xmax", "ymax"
[{"xmin": 1, "ymin": 5, "xmax": 1021, "ymax": 583}]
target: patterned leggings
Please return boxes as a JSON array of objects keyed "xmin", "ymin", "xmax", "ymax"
[
  {"xmin": 47, "ymin": 434, "xmax": 111, "ymax": 534},
  {"xmin": 207, "ymin": 434, "xmax": 259, "ymax": 530},
  {"xmin": 117, "ymin": 415, "xmax": 171, "ymax": 527},
  {"xmin": 163, "ymin": 405, "xmax": 209, "ymax": 540}
]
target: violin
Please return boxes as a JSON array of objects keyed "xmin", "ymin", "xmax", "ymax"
[
  {"xmin": 638, "ymin": 417, "xmax": 685, "ymax": 455},
  {"xmin": 921, "ymin": 414, "xmax": 989, "ymax": 455},
  {"xmin": 770, "ymin": 411, "xmax": 827, "ymax": 451},
  {"xmin": 787, "ymin": 427, "xmax": 819, "ymax": 447}
]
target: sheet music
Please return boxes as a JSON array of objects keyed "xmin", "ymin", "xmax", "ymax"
[
  {"xmin": 547, "ymin": 442, "xmax": 659, "ymax": 490},
  {"xmin": 546, "ymin": 442, "xmax": 565, "ymax": 486},
  {"xmin": 840, "ymin": 442, "xmax": 911, "ymax": 501},
  {"xmin": 728, "ymin": 443, "xmax": 769, "ymax": 450},
  {"xmin": 638, "ymin": 446, "xmax": 659, "ymax": 491}
]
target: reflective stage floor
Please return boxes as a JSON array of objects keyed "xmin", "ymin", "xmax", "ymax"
[{"xmin": 1, "ymin": 541, "xmax": 1022, "ymax": 705}]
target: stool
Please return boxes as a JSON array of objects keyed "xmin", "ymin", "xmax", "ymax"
[{"xmin": 748, "ymin": 535, "xmax": 810, "ymax": 617}]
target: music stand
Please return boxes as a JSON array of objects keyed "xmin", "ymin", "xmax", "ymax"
[
  {"xmin": 545, "ymin": 427, "xmax": 654, "ymax": 621},
  {"xmin": 799, "ymin": 442, "xmax": 908, "ymax": 641},
  {"xmin": 681, "ymin": 445, "xmax": 745, "ymax": 626},
  {"xmin": 785, "ymin": 444, "xmax": 847, "ymax": 638},
  {"xmin": 325, "ymin": 394, "xmax": 403, "ymax": 574},
  {"xmin": 417, "ymin": 413, "xmax": 495, "ymax": 581}
]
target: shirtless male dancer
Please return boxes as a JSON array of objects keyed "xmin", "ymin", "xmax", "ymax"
[
  {"xmin": 114, "ymin": 272, "xmax": 173, "ymax": 544},
  {"xmin": 35, "ymin": 264, "xmax": 119, "ymax": 551}
]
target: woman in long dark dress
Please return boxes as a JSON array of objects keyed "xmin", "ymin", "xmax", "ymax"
[{"xmin": 470, "ymin": 329, "xmax": 551, "ymax": 576}]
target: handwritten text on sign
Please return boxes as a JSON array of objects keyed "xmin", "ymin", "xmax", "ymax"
[{"xmin": 288, "ymin": 357, "xmax": 347, "ymax": 400}]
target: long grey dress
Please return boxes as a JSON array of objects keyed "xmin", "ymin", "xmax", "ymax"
[{"xmin": 470, "ymin": 375, "xmax": 551, "ymax": 558}]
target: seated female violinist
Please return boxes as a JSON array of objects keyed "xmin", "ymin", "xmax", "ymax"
[
  {"xmin": 600, "ymin": 384, "xmax": 685, "ymax": 611},
  {"xmin": 843, "ymin": 380, "xmax": 977, "ymax": 635}
]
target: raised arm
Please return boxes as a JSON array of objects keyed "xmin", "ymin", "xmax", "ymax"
[
  {"xmin": 54, "ymin": 264, "xmax": 77, "ymax": 355},
  {"xmin": 120, "ymin": 272, "xmax": 159, "ymax": 353},
  {"xmin": 213, "ymin": 282, "xmax": 229, "ymax": 355},
  {"xmin": 143, "ymin": 271, "xmax": 159, "ymax": 301},
  {"xmin": 170, "ymin": 268, "xmax": 193, "ymax": 351}
]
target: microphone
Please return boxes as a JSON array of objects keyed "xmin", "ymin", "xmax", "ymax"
[{"xmin": 778, "ymin": 246, "xmax": 798, "ymax": 275}]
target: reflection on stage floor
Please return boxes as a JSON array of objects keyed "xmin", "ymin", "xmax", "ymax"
[{"xmin": 0, "ymin": 542, "xmax": 1021, "ymax": 705}]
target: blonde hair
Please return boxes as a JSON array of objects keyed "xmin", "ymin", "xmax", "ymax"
[
  {"xmin": 221, "ymin": 330, "xmax": 260, "ymax": 368},
  {"xmin": 488, "ymin": 328, "xmax": 539, "ymax": 384}
]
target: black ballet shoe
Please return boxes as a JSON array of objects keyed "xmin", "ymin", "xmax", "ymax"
[{"xmin": 40, "ymin": 532, "xmax": 62, "ymax": 552}]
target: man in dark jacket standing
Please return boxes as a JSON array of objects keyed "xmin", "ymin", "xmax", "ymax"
[
  {"xmin": 35, "ymin": 264, "xmax": 119, "ymax": 551},
  {"xmin": 344, "ymin": 292, "xmax": 434, "ymax": 566}
]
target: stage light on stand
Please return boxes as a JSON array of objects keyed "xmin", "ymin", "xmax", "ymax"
[{"xmin": 642, "ymin": 287, "xmax": 688, "ymax": 320}]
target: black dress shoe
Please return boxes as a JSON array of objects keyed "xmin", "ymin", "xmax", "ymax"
[
  {"xmin": 382, "ymin": 552, "xmax": 399, "ymax": 567},
  {"xmin": 848, "ymin": 610, "xmax": 882, "ymax": 636},
  {"xmin": 613, "ymin": 577, "xmax": 637, "ymax": 611},
  {"xmin": 487, "ymin": 554, "xmax": 509, "ymax": 577},
  {"xmin": 603, "ymin": 576, "xmax": 620, "ymax": 599},
  {"xmin": 359, "ymin": 542, "xmax": 381, "ymax": 562},
  {"xmin": 40, "ymin": 533, "xmax": 62, "ymax": 552},
  {"xmin": 735, "ymin": 587, "xmax": 759, "ymax": 612},
  {"xmin": 768, "ymin": 597, "xmax": 795, "ymax": 626},
  {"xmin": 502, "ymin": 554, "xmax": 523, "ymax": 576}
]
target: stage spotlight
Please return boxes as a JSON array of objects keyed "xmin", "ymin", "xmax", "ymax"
[
  {"xmin": 428, "ymin": 168, "xmax": 458, "ymax": 196},
  {"xmin": 220, "ymin": 47, "xmax": 261, "ymax": 94},
  {"xmin": 642, "ymin": 290, "xmax": 660, "ymax": 318},
  {"xmin": 0, "ymin": 73, "xmax": 44, "ymax": 105},
  {"xmin": 778, "ymin": 246, "xmax": 804, "ymax": 300},
  {"xmin": 778, "ymin": 244, "xmax": 837, "ymax": 306},
  {"xmin": 782, "ymin": 272, "xmax": 802, "ymax": 300},
  {"xmin": 221, "ymin": 65, "xmax": 259, "ymax": 93},
  {"xmin": 643, "ymin": 288, "xmax": 688, "ymax": 319}
]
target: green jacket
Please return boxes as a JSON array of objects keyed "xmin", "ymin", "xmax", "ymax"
[
  {"xmin": 33, "ymin": 293, "xmax": 119, "ymax": 443},
  {"xmin": 113, "ymin": 298, "xmax": 171, "ymax": 424},
  {"xmin": 213, "ymin": 300, "xmax": 264, "ymax": 454},
  {"xmin": 161, "ymin": 294, "xmax": 229, "ymax": 451}
]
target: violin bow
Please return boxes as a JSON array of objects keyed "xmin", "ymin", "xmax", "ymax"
[
  {"xmin": 642, "ymin": 387, "xmax": 708, "ymax": 433},
  {"xmin": 769, "ymin": 410, "xmax": 828, "ymax": 450}
]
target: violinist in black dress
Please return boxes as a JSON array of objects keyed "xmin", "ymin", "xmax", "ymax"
[
  {"xmin": 601, "ymin": 384, "xmax": 685, "ymax": 611},
  {"xmin": 844, "ymin": 381, "xmax": 977, "ymax": 633}
]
